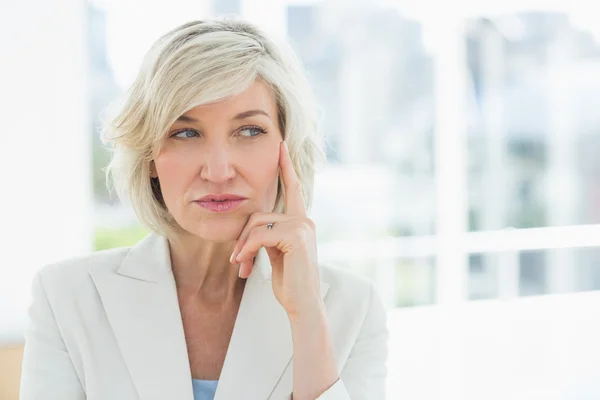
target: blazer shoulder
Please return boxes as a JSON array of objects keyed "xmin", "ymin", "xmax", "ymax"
[
  {"xmin": 318, "ymin": 261, "xmax": 376, "ymax": 309},
  {"xmin": 317, "ymin": 262, "xmax": 387, "ymax": 354},
  {"xmin": 36, "ymin": 246, "xmax": 131, "ymax": 290},
  {"xmin": 319, "ymin": 262, "xmax": 374, "ymax": 293}
]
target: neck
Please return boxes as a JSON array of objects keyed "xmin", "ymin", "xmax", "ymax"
[{"xmin": 168, "ymin": 232, "xmax": 242, "ymax": 305}]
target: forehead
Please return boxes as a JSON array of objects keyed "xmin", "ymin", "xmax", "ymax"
[{"xmin": 182, "ymin": 79, "xmax": 278, "ymax": 121}]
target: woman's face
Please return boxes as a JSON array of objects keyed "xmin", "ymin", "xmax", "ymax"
[{"xmin": 152, "ymin": 80, "xmax": 283, "ymax": 241}]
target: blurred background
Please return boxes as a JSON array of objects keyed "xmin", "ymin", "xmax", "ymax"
[{"xmin": 2, "ymin": 0, "xmax": 600, "ymax": 398}]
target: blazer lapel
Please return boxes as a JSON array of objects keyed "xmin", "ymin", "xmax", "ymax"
[
  {"xmin": 89, "ymin": 233, "xmax": 194, "ymax": 400},
  {"xmin": 215, "ymin": 247, "xmax": 330, "ymax": 399},
  {"xmin": 89, "ymin": 232, "xmax": 330, "ymax": 400}
]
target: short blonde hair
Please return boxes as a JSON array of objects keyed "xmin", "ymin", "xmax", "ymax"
[{"xmin": 102, "ymin": 18, "xmax": 327, "ymax": 237}]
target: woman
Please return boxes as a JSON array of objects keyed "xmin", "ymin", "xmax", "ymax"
[{"xmin": 20, "ymin": 19, "xmax": 388, "ymax": 400}]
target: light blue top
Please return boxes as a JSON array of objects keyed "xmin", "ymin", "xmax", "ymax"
[{"xmin": 192, "ymin": 379, "xmax": 219, "ymax": 400}]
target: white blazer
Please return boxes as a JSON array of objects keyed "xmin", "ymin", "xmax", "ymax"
[{"xmin": 20, "ymin": 232, "xmax": 388, "ymax": 399}]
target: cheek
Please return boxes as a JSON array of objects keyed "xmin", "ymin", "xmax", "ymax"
[
  {"xmin": 244, "ymin": 145, "xmax": 280, "ymax": 195},
  {"xmin": 153, "ymin": 149, "xmax": 195, "ymax": 202}
]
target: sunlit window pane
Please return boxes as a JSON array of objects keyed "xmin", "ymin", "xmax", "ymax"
[{"xmin": 466, "ymin": 13, "xmax": 600, "ymax": 231}]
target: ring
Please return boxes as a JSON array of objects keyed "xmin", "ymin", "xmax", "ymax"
[{"xmin": 266, "ymin": 222, "xmax": 274, "ymax": 230}]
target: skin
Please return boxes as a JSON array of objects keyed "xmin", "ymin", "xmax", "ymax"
[{"xmin": 151, "ymin": 79, "xmax": 338, "ymax": 399}]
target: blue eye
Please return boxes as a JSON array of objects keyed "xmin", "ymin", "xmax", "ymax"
[
  {"xmin": 239, "ymin": 126, "xmax": 267, "ymax": 138},
  {"xmin": 171, "ymin": 128, "xmax": 200, "ymax": 139},
  {"xmin": 169, "ymin": 126, "xmax": 266, "ymax": 139}
]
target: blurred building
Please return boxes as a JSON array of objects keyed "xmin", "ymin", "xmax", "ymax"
[
  {"xmin": 466, "ymin": 12, "xmax": 600, "ymax": 299},
  {"xmin": 287, "ymin": 6, "xmax": 600, "ymax": 303}
]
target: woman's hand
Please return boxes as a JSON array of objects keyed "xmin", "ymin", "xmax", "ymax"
[
  {"xmin": 231, "ymin": 140, "xmax": 340, "ymax": 398},
  {"xmin": 230, "ymin": 141, "xmax": 323, "ymax": 319}
]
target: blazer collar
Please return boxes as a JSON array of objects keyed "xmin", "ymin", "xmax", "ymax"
[
  {"xmin": 90, "ymin": 232, "xmax": 330, "ymax": 400},
  {"xmin": 116, "ymin": 232, "xmax": 273, "ymax": 283}
]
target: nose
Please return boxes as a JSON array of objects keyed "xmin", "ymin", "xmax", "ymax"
[{"xmin": 199, "ymin": 143, "xmax": 236, "ymax": 184}]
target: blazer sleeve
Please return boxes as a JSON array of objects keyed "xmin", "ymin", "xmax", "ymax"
[
  {"xmin": 316, "ymin": 282, "xmax": 389, "ymax": 400},
  {"xmin": 20, "ymin": 270, "xmax": 86, "ymax": 400}
]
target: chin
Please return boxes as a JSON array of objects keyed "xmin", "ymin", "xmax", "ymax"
[{"xmin": 183, "ymin": 219, "xmax": 244, "ymax": 242}]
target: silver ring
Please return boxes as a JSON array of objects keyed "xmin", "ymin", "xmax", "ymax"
[{"xmin": 266, "ymin": 222, "xmax": 274, "ymax": 230}]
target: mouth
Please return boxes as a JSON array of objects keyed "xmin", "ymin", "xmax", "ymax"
[
  {"xmin": 196, "ymin": 194, "xmax": 247, "ymax": 202},
  {"xmin": 193, "ymin": 193, "xmax": 248, "ymax": 212},
  {"xmin": 194, "ymin": 198, "xmax": 246, "ymax": 212}
]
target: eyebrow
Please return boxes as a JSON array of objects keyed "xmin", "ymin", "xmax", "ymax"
[{"xmin": 176, "ymin": 109, "xmax": 271, "ymax": 123}]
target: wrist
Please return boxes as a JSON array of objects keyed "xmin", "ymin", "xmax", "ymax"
[{"xmin": 288, "ymin": 300, "xmax": 327, "ymax": 327}]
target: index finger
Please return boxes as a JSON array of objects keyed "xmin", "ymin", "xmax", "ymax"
[{"xmin": 279, "ymin": 140, "xmax": 306, "ymax": 217}]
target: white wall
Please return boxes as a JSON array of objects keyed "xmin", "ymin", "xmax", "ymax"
[
  {"xmin": 387, "ymin": 291, "xmax": 600, "ymax": 399},
  {"xmin": 0, "ymin": 0, "xmax": 92, "ymax": 343}
]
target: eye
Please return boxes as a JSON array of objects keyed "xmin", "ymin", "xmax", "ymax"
[
  {"xmin": 238, "ymin": 126, "xmax": 267, "ymax": 138},
  {"xmin": 170, "ymin": 128, "xmax": 200, "ymax": 139}
]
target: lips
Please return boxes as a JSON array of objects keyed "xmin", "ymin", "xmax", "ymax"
[
  {"xmin": 196, "ymin": 194, "xmax": 247, "ymax": 202},
  {"xmin": 195, "ymin": 198, "xmax": 246, "ymax": 212}
]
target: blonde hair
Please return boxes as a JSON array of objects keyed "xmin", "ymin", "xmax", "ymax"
[{"xmin": 101, "ymin": 18, "xmax": 327, "ymax": 237}]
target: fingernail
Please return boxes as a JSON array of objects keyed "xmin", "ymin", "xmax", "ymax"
[
  {"xmin": 238, "ymin": 267, "xmax": 243, "ymax": 278},
  {"xmin": 229, "ymin": 251, "xmax": 235, "ymax": 263},
  {"xmin": 236, "ymin": 253, "xmax": 242, "ymax": 262}
]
